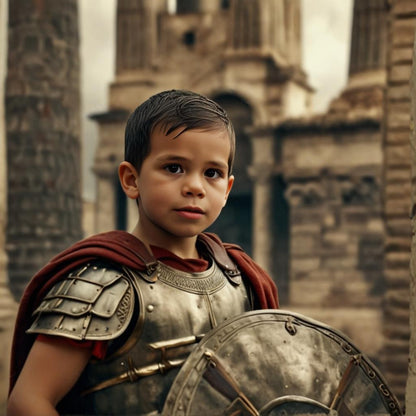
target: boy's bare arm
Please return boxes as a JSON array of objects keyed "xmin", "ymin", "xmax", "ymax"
[{"xmin": 7, "ymin": 339, "xmax": 91, "ymax": 416}]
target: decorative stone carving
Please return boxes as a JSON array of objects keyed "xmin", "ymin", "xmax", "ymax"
[
  {"xmin": 340, "ymin": 176, "xmax": 379, "ymax": 205},
  {"xmin": 285, "ymin": 183, "xmax": 325, "ymax": 207}
]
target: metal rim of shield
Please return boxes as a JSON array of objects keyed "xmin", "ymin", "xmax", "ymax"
[{"xmin": 162, "ymin": 309, "xmax": 403, "ymax": 416}]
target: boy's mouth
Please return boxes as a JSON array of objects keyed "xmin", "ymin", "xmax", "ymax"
[{"xmin": 175, "ymin": 206, "xmax": 205, "ymax": 219}]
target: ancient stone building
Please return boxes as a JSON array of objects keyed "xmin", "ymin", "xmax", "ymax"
[
  {"xmin": 90, "ymin": 0, "xmax": 411, "ymax": 405},
  {"xmin": 92, "ymin": 0, "xmax": 312, "ymax": 296},
  {"xmin": 0, "ymin": 0, "xmax": 413, "ymax": 409},
  {"xmin": 5, "ymin": 0, "xmax": 83, "ymax": 300}
]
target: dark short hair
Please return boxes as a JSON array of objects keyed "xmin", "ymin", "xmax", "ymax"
[{"xmin": 124, "ymin": 89, "xmax": 235, "ymax": 174}]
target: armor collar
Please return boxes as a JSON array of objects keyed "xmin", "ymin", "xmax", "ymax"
[{"xmin": 141, "ymin": 233, "xmax": 242, "ymax": 286}]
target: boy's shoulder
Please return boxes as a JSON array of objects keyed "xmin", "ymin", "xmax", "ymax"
[{"xmin": 27, "ymin": 261, "xmax": 135, "ymax": 342}]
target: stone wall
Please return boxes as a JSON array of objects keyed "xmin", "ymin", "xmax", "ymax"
[
  {"xmin": 383, "ymin": 0, "xmax": 416, "ymax": 407},
  {"xmin": 279, "ymin": 120, "xmax": 386, "ymax": 360}
]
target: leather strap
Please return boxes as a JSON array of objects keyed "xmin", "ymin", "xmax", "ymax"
[
  {"xmin": 197, "ymin": 233, "xmax": 241, "ymax": 285},
  {"xmin": 113, "ymin": 232, "xmax": 158, "ymax": 278},
  {"xmin": 203, "ymin": 350, "xmax": 259, "ymax": 416}
]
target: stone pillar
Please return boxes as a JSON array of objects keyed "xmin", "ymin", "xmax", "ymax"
[
  {"xmin": 0, "ymin": 0, "xmax": 17, "ymax": 410},
  {"xmin": 408, "ymin": 20, "xmax": 416, "ymax": 416},
  {"xmin": 90, "ymin": 110, "xmax": 128, "ymax": 233},
  {"xmin": 94, "ymin": 169, "xmax": 117, "ymax": 233},
  {"xmin": 6, "ymin": 0, "xmax": 82, "ymax": 299},
  {"xmin": 328, "ymin": 0, "xmax": 388, "ymax": 119},
  {"xmin": 248, "ymin": 126, "xmax": 275, "ymax": 275},
  {"xmin": 383, "ymin": 0, "xmax": 416, "ymax": 407},
  {"xmin": 0, "ymin": 0, "xmax": 6, "ymax": 288},
  {"xmin": 349, "ymin": 0, "xmax": 388, "ymax": 76},
  {"xmin": 116, "ymin": 0, "xmax": 166, "ymax": 74},
  {"xmin": 229, "ymin": 0, "xmax": 301, "ymax": 66}
]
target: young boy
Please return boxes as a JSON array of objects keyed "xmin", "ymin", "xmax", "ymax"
[{"xmin": 7, "ymin": 89, "xmax": 278, "ymax": 415}]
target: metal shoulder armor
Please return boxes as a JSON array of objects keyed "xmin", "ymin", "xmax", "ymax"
[{"xmin": 27, "ymin": 263, "xmax": 135, "ymax": 341}]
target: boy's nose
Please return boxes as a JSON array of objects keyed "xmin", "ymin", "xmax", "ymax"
[{"xmin": 182, "ymin": 176, "xmax": 206, "ymax": 197}]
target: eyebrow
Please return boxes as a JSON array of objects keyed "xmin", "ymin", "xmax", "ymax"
[{"xmin": 156, "ymin": 155, "xmax": 228, "ymax": 170}]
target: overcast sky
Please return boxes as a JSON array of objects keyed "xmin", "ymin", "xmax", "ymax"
[{"xmin": 79, "ymin": 0, "xmax": 353, "ymax": 201}]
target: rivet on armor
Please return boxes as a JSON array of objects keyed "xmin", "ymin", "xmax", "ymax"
[
  {"xmin": 147, "ymin": 304, "xmax": 154, "ymax": 312},
  {"xmin": 285, "ymin": 317, "xmax": 297, "ymax": 335},
  {"xmin": 72, "ymin": 307, "xmax": 78, "ymax": 313},
  {"xmin": 105, "ymin": 327, "xmax": 109, "ymax": 331}
]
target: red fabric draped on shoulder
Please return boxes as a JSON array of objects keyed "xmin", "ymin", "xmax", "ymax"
[{"xmin": 225, "ymin": 243, "xmax": 279, "ymax": 310}]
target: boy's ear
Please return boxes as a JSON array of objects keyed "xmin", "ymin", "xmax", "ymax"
[
  {"xmin": 223, "ymin": 175, "xmax": 234, "ymax": 207},
  {"xmin": 118, "ymin": 161, "xmax": 140, "ymax": 200}
]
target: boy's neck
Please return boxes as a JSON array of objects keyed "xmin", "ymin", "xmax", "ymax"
[{"xmin": 130, "ymin": 224, "xmax": 200, "ymax": 259}]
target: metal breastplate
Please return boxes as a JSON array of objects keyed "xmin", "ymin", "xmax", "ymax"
[{"xmin": 63, "ymin": 260, "xmax": 251, "ymax": 416}]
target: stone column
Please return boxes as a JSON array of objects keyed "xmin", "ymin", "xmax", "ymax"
[
  {"xmin": 90, "ymin": 110, "xmax": 128, "ymax": 233},
  {"xmin": 0, "ymin": 0, "xmax": 17, "ymax": 410},
  {"xmin": 6, "ymin": 0, "xmax": 82, "ymax": 299},
  {"xmin": 94, "ymin": 168, "xmax": 117, "ymax": 233},
  {"xmin": 0, "ymin": 0, "xmax": 8, "ymax": 290},
  {"xmin": 408, "ymin": 21, "xmax": 416, "ymax": 416},
  {"xmin": 248, "ymin": 126, "xmax": 275, "ymax": 275},
  {"xmin": 349, "ymin": 0, "xmax": 388, "ymax": 76},
  {"xmin": 116, "ymin": 0, "xmax": 166, "ymax": 74}
]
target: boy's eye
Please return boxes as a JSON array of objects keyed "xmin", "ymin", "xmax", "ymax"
[
  {"xmin": 165, "ymin": 164, "xmax": 183, "ymax": 174},
  {"xmin": 205, "ymin": 168, "xmax": 222, "ymax": 179}
]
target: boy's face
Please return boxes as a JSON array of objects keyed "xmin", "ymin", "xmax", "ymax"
[{"xmin": 134, "ymin": 125, "xmax": 234, "ymax": 246}]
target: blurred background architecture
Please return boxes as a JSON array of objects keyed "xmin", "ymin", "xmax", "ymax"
[{"xmin": 1, "ymin": 0, "xmax": 415, "ymax": 412}]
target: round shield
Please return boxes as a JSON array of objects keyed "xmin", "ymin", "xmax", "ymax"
[{"xmin": 162, "ymin": 310, "xmax": 402, "ymax": 416}]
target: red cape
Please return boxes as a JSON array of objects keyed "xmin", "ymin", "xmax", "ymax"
[{"xmin": 9, "ymin": 231, "xmax": 278, "ymax": 392}]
